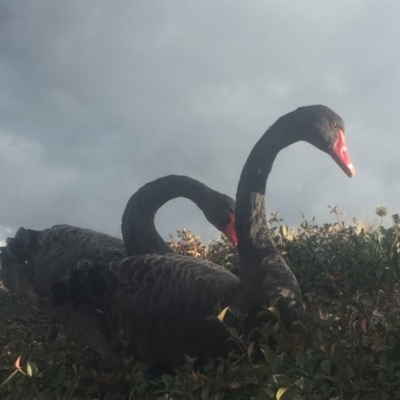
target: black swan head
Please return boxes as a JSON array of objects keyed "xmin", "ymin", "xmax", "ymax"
[{"xmin": 282, "ymin": 105, "xmax": 355, "ymax": 177}]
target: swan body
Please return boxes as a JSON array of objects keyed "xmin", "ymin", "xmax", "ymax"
[
  {"xmin": 0, "ymin": 175, "xmax": 236, "ymax": 299},
  {"xmin": 56, "ymin": 105, "xmax": 355, "ymax": 373},
  {"xmin": 0, "ymin": 176, "xmax": 237, "ymax": 368}
]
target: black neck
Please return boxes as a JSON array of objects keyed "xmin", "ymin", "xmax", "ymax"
[
  {"xmin": 235, "ymin": 117, "xmax": 300, "ymax": 280},
  {"xmin": 122, "ymin": 175, "xmax": 210, "ymax": 256}
]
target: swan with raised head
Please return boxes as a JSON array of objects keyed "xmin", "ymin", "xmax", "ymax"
[{"xmin": 57, "ymin": 105, "xmax": 355, "ymax": 373}]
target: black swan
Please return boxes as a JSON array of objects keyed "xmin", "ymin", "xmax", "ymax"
[
  {"xmin": 122, "ymin": 174, "xmax": 237, "ymax": 255},
  {"xmin": 0, "ymin": 175, "xmax": 237, "ymax": 300},
  {"xmin": 0, "ymin": 176, "xmax": 237, "ymax": 368},
  {"xmin": 56, "ymin": 105, "xmax": 355, "ymax": 373}
]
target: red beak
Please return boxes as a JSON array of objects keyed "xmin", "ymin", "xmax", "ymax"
[
  {"xmin": 329, "ymin": 129, "xmax": 356, "ymax": 178},
  {"xmin": 222, "ymin": 213, "xmax": 238, "ymax": 247}
]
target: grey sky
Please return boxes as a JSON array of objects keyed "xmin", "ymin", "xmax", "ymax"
[{"xmin": 0, "ymin": 1, "xmax": 399, "ymax": 245}]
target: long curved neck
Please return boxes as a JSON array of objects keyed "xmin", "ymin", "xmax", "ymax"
[
  {"xmin": 122, "ymin": 175, "xmax": 210, "ymax": 256},
  {"xmin": 235, "ymin": 117, "xmax": 299, "ymax": 282}
]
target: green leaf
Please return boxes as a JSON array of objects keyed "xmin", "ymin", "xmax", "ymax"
[
  {"xmin": 26, "ymin": 361, "xmax": 38, "ymax": 377},
  {"xmin": 226, "ymin": 327, "xmax": 240, "ymax": 339},
  {"xmin": 247, "ymin": 342, "xmax": 255, "ymax": 359},
  {"xmin": 295, "ymin": 376, "xmax": 311, "ymax": 392},
  {"xmin": 271, "ymin": 356, "xmax": 284, "ymax": 373},
  {"xmin": 320, "ymin": 359, "xmax": 331, "ymax": 374},
  {"xmin": 201, "ymin": 385, "xmax": 210, "ymax": 399},
  {"xmin": 216, "ymin": 363, "xmax": 224, "ymax": 375},
  {"xmin": 273, "ymin": 374, "xmax": 290, "ymax": 386},
  {"xmin": 295, "ymin": 351, "xmax": 308, "ymax": 367}
]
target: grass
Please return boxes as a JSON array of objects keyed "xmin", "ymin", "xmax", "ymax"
[{"xmin": 1, "ymin": 208, "xmax": 400, "ymax": 399}]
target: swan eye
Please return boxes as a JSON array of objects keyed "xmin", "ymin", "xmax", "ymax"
[{"xmin": 330, "ymin": 122, "xmax": 338, "ymax": 129}]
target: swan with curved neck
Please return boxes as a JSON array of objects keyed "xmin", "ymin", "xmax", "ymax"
[
  {"xmin": 122, "ymin": 175, "xmax": 237, "ymax": 255},
  {"xmin": 0, "ymin": 175, "xmax": 237, "ymax": 299},
  {"xmin": 58, "ymin": 105, "xmax": 355, "ymax": 373},
  {"xmin": 233, "ymin": 105, "xmax": 354, "ymax": 327},
  {"xmin": 0, "ymin": 177, "xmax": 237, "ymax": 369}
]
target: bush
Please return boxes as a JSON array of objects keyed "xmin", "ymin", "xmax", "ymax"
[{"xmin": 1, "ymin": 208, "xmax": 400, "ymax": 399}]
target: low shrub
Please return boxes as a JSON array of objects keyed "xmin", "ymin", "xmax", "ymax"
[{"xmin": 1, "ymin": 208, "xmax": 399, "ymax": 399}]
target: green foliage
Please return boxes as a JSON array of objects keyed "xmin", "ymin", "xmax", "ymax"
[{"xmin": 1, "ymin": 208, "xmax": 400, "ymax": 399}]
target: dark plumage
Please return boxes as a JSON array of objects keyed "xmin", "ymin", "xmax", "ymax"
[
  {"xmin": 0, "ymin": 175, "xmax": 236, "ymax": 299},
  {"xmin": 57, "ymin": 105, "xmax": 355, "ymax": 373},
  {"xmin": 1, "ymin": 226, "xmax": 125, "ymax": 298},
  {"xmin": 0, "ymin": 176, "xmax": 237, "ymax": 368}
]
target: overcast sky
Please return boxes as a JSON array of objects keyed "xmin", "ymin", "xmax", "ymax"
[{"xmin": 0, "ymin": 1, "xmax": 399, "ymax": 246}]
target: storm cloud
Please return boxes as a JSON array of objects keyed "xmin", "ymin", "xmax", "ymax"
[{"xmin": 0, "ymin": 0, "xmax": 399, "ymax": 245}]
